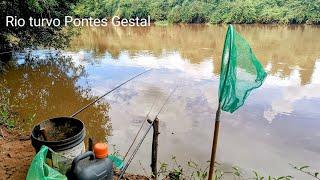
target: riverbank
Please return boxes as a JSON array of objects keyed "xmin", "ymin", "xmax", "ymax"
[
  {"xmin": 0, "ymin": 125, "xmax": 150, "ymax": 180},
  {"xmin": 73, "ymin": 0, "xmax": 319, "ymax": 25},
  {"xmin": 0, "ymin": 126, "xmax": 33, "ymax": 179}
]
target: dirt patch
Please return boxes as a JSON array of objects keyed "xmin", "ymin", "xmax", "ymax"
[
  {"xmin": 0, "ymin": 126, "xmax": 34, "ymax": 180},
  {"xmin": 114, "ymin": 170, "xmax": 151, "ymax": 180}
]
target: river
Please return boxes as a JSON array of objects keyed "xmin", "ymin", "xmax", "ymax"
[{"xmin": 1, "ymin": 24, "xmax": 320, "ymax": 179}]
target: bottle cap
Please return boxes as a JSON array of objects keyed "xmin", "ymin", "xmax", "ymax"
[{"xmin": 93, "ymin": 143, "xmax": 109, "ymax": 159}]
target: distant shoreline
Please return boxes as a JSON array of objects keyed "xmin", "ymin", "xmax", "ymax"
[
  {"xmin": 152, "ymin": 21, "xmax": 320, "ymax": 26},
  {"xmin": 73, "ymin": 1, "xmax": 320, "ymax": 25}
]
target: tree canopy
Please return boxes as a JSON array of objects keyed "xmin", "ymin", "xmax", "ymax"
[
  {"xmin": 73, "ymin": 0, "xmax": 320, "ymax": 24},
  {"xmin": 0, "ymin": 0, "xmax": 76, "ymax": 57},
  {"xmin": 0, "ymin": 0, "xmax": 319, "ymax": 60}
]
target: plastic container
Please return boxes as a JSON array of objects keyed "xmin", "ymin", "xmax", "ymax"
[
  {"xmin": 94, "ymin": 142, "xmax": 124, "ymax": 169},
  {"xmin": 93, "ymin": 142, "xmax": 109, "ymax": 158},
  {"xmin": 31, "ymin": 117, "xmax": 85, "ymax": 152},
  {"xmin": 68, "ymin": 151, "xmax": 113, "ymax": 180},
  {"xmin": 30, "ymin": 117, "xmax": 86, "ymax": 174}
]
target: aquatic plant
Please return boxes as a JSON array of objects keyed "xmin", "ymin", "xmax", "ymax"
[
  {"xmin": 290, "ymin": 164, "xmax": 320, "ymax": 180},
  {"xmin": 157, "ymin": 156, "xmax": 320, "ymax": 180}
]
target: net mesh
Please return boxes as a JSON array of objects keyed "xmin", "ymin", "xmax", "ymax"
[{"xmin": 219, "ymin": 25, "xmax": 267, "ymax": 113}]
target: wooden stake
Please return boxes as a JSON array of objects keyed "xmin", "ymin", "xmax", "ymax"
[
  {"xmin": 208, "ymin": 104, "xmax": 221, "ymax": 180},
  {"xmin": 151, "ymin": 117, "xmax": 160, "ymax": 179}
]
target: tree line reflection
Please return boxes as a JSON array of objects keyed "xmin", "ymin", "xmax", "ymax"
[
  {"xmin": 69, "ymin": 24, "xmax": 320, "ymax": 85},
  {"xmin": 0, "ymin": 53, "xmax": 111, "ymax": 142}
]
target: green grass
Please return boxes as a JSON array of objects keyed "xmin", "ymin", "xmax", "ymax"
[
  {"xmin": 0, "ymin": 84, "xmax": 15, "ymax": 129},
  {"xmin": 157, "ymin": 156, "xmax": 319, "ymax": 180}
]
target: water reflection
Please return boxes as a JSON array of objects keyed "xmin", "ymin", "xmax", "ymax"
[
  {"xmin": 70, "ymin": 24, "xmax": 320, "ymax": 85},
  {"xmin": 63, "ymin": 51, "xmax": 320, "ymax": 178},
  {"xmin": 264, "ymin": 61, "xmax": 320, "ymax": 123},
  {"xmin": 2, "ymin": 24, "xmax": 320, "ymax": 178},
  {"xmin": 66, "ymin": 24, "xmax": 320, "ymax": 177},
  {"xmin": 0, "ymin": 53, "xmax": 111, "ymax": 142}
]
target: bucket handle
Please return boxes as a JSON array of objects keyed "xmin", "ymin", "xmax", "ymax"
[{"xmin": 71, "ymin": 151, "xmax": 95, "ymax": 171}]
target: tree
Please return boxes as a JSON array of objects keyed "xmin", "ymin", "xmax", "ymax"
[{"xmin": 0, "ymin": 0, "xmax": 77, "ymax": 61}]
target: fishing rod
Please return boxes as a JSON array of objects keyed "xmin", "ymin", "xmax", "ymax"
[
  {"xmin": 119, "ymin": 87, "xmax": 177, "ymax": 179},
  {"xmin": 70, "ymin": 69, "xmax": 151, "ymax": 117},
  {"xmin": 39, "ymin": 69, "xmax": 151, "ymax": 141},
  {"xmin": 123, "ymin": 101, "xmax": 157, "ymax": 161}
]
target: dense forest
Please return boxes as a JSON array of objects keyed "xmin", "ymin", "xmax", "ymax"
[
  {"xmin": 0, "ymin": 0, "xmax": 319, "ymax": 59},
  {"xmin": 73, "ymin": 0, "xmax": 320, "ymax": 24}
]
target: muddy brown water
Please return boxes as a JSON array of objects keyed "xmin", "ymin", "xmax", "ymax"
[{"xmin": 1, "ymin": 24, "xmax": 320, "ymax": 178}]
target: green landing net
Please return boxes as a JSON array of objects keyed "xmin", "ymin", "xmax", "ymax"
[{"xmin": 219, "ymin": 25, "xmax": 267, "ymax": 113}]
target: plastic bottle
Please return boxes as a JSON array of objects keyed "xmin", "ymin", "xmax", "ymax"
[{"xmin": 68, "ymin": 143, "xmax": 113, "ymax": 180}]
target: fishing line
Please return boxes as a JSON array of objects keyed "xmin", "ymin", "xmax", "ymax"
[
  {"xmin": 118, "ymin": 120, "xmax": 153, "ymax": 179},
  {"xmin": 123, "ymin": 100, "xmax": 157, "ymax": 161},
  {"xmin": 119, "ymin": 87, "xmax": 177, "ymax": 179},
  {"xmin": 70, "ymin": 69, "xmax": 152, "ymax": 117},
  {"xmin": 155, "ymin": 86, "xmax": 177, "ymax": 118}
]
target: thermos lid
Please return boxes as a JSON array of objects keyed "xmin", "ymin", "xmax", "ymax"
[{"xmin": 93, "ymin": 143, "xmax": 109, "ymax": 159}]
